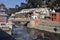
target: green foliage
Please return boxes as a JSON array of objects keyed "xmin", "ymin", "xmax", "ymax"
[
  {"xmin": 0, "ymin": 4, "xmax": 6, "ymax": 8},
  {"xmin": 7, "ymin": 8, "xmax": 19, "ymax": 16},
  {"xmin": 27, "ymin": 0, "xmax": 42, "ymax": 8},
  {"xmin": 0, "ymin": 4, "xmax": 8, "ymax": 14},
  {"xmin": 15, "ymin": 5, "xmax": 19, "ymax": 8},
  {"xmin": 7, "ymin": 0, "xmax": 60, "ymax": 16}
]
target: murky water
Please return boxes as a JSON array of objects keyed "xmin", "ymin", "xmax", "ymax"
[
  {"xmin": 0, "ymin": 23, "xmax": 60, "ymax": 40},
  {"xmin": 12, "ymin": 23, "xmax": 33, "ymax": 40}
]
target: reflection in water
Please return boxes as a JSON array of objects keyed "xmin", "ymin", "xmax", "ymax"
[{"xmin": 12, "ymin": 23, "xmax": 33, "ymax": 40}]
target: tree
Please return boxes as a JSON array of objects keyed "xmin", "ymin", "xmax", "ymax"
[
  {"xmin": 0, "ymin": 4, "xmax": 6, "ymax": 9},
  {"xmin": 47, "ymin": 0, "xmax": 57, "ymax": 8},
  {"xmin": 55, "ymin": 0, "xmax": 60, "ymax": 6},
  {"xmin": 0, "ymin": 4, "xmax": 8, "ymax": 14},
  {"xmin": 7, "ymin": 0, "xmax": 60, "ymax": 16},
  {"xmin": 15, "ymin": 5, "xmax": 19, "ymax": 8},
  {"xmin": 26, "ymin": 0, "xmax": 42, "ymax": 8},
  {"xmin": 20, "ymin": 3, "xmax": 27, "ymax": 9}
]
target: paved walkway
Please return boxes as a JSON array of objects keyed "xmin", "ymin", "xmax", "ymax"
[
  {"xmin": 27, "ymin": 20, "xmax": 60, "ymax": 34},
  {"xmin": 27, "ymin": 25, "xmax": 60, "ymax": 34}
]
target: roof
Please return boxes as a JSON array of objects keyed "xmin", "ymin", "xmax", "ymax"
[
  {"xmin": 0, "ymin": 9, "xmax": 6, "ymax": 12},
  {"xmin": 15, "ymin": 8, "xmax": 49, "ymax": 14},
  {"xmin": 15, "ymin": 9, "xmax": 34, "ymax": 14},
  {"xmin": 0, "ymin": 9, "xmax": 8, "ymax": 16},
  {"xmin": 0, "ymin": 13, "xmax": 8, "ymax": 16}
]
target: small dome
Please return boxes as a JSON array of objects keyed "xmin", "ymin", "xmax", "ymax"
[
  {"xmin": 11, "ymin": 14, "xmax": 15, "ymax": 17},
  {"xmin": 52, "ymin": 9, "xmax": 55, "ymax": 13}
]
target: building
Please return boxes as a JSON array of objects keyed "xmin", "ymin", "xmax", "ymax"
[
  {"xmin": 15, "ymin": 8, "xmax": 50, "ymax": 19},
  {"xmin": 0, "ymin": 4, "xmax": 8, "ymax": 22},
  {"xmin": 50, "ymin": 12, "xmax": 60, "ymax": 22},
  {"xmin": 0, "ymin": 10, "xmax": 8, "ymax": 22},
  {"xmin": 0, "ymin": 5, "xmax": 12, "ymax": 35}
]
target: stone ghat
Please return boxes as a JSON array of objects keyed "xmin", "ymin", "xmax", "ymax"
[
  {"xmin": 27, "ymin": 20, "xmax": 60, "ymax": 33},
  {"xmin": 39, "ymin": 20, "xmax": 60, "ymax": 27}
]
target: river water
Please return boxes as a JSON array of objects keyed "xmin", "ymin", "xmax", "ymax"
[{"xmin": 12, "ymin": 23, "xmax": 33, "ymax": 40}]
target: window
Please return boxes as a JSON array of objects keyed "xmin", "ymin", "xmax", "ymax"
[{"xmin": 1, "ymin": 24, "xmax": 5, "ymax": 25}]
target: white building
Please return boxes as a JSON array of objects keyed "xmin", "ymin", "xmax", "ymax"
[{"xmin": 15, "ymin": 8, "xmax": 50, "ymax": 19}]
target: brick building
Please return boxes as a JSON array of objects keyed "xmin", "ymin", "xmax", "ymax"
[{"xmin": 50, "ymin": 12, "xmax": 60, "ymax": 22}]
